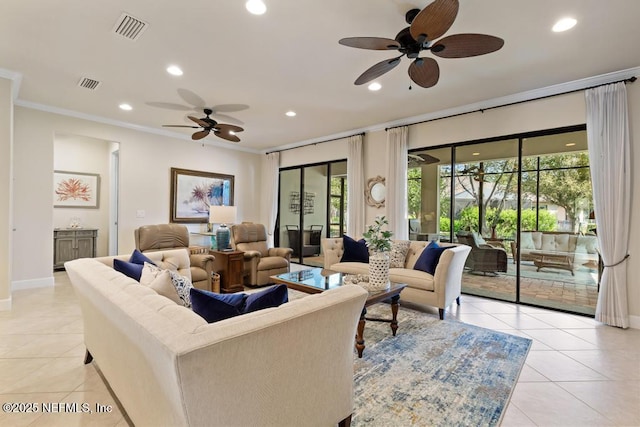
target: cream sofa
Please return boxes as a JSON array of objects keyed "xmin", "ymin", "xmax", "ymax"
[
  {"xmin": 65, "ymin": 248, "xmax": 367, "ymax": 427},
  {"xmin": 510, "ymin": 231, "xmax": 599, "ymax": 274},
  {"xmin": 322, "ymin": 239, "xmax": 471, "ymax": 320}
]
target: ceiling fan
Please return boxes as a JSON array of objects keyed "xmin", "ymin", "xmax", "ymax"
[
  {"xmin": 163, "ymin": 108, "xmax": 244, "ymax": 142},
  {"xmin": 147, "ymin": 88, "xmax": 248, "ymax": 126},
  {"xmin": 338, "ymin": 0, "xmax": 504, "ymax": 88},
  {"xmin": 408, "ymin": 153, "xmax": 440, "ymax": 168}
]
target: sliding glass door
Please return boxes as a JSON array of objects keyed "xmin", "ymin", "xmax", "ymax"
[
  {"xmin": 278, "ymin": 160, "xmax": 347, "ymax": 266},
  {"xmin": 408, "ymin": 126, "xmax": 598, "ymax": 316}
]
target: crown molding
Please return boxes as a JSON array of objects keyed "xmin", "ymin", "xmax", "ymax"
[
  {"xmin": 12, "ymin": 99, "xmax": 261, "ymax": 154},
  {"xmin": 0, "ymin": 68, "xmax": 23, "ymax": 101},
  {"xmin": 263, "ymin": 66, "xmax": 640, "ymax": 153}
]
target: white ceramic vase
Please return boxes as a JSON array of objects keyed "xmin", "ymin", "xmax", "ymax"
[{"xmin": 368, "ymin": 251, "xmax": 390, "ymax": 291}]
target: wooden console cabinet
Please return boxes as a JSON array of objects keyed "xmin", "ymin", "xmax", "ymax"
[
  {"xmin": 54, "ymin": 228, "xmax": 98, "ymax": 270},
  {"xmin": 210, "ymin": 250, "xmax": 245, "ymax": 293}
]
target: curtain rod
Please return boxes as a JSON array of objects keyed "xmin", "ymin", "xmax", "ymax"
[
  {"xmin": 385, "ymin": 76, "xmax": 637, "ymax": 132},
  {"xmin": 266, "ymin": 132, "xmax": 365, "ymax": 155}
]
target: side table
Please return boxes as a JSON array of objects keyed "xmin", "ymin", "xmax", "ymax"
[{"xmin": 210, "ymin": 250, "xmax": 245, "ymax": 293}]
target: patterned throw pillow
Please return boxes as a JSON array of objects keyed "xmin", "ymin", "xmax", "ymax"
[
  {"xmin": 389, "ymin": 241, "xmax": 410, "ymax": 268},
  {"xmin": 140, "ymin": 262, "xmax": 181, "ymax": 305},
  {"xmin": 142, "ymin": 263, "xmax": 194, "ymax": 308}
]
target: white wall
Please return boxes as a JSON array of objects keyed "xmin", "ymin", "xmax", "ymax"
[
  {"xmin": 53, "ymin": 134, "xmax": 112, "ymax": 257},
  {"xmin": 278, "ymin": 88, "xmax": 640, "ymax": 325},
  {"xmin": 0, "ymin": 77, "xmax": 13, "ymax": 307},
  {"xmin": 12, "ymin": 106, "xmax": 262, "ymax": 288}
]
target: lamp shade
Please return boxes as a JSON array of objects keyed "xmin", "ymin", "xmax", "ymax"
[{"xmin": 209, "ymin": 205, "xmax": 237, "ymax": 225}]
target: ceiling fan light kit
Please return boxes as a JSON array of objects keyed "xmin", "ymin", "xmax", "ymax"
[{"xmin": 339, "ymin": 0, "xmax": 504, "ymax": 88}]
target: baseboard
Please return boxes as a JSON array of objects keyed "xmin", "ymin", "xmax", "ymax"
[
  {"xmin": 12, "ymin": 276, "xmax": 54, "ymax": 291},
  {"xmin": 629, "ymin": 315, "xmax": 640, "ymax": 330},
  {"xmin": 0, "ymin": 296, "xmax": 11, "ymax": 311}
]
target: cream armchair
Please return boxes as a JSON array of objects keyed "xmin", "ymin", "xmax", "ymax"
[
  {"xmin": 134, "ymin": 224, "xmax": 215, "ymax": 291},
  {"xmin": 230, "ymin": 223, "xmax": 293, "ymax": 286}
]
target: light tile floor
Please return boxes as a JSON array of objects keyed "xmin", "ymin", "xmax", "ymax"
[{"xmin": 1, "ymin": 271, "xmax": 638, "ymax": 426}]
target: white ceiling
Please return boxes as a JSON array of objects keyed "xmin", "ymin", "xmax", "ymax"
[{"xmin": 1, "ymin": 0, "xmax": 639, "ymax": 153}]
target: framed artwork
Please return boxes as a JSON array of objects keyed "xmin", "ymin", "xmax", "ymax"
[
  {"xmin": 170, "ymin": 167, "xmax": 234, "ymax": 223},
  {"xmin": 53, "ymin": 171, "xmax": 100, "ymax": 208}
]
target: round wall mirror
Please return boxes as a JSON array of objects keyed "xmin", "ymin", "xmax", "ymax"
[{"xmin": 365, "ymin": 176, "xmax": 386, "ymax": 208}]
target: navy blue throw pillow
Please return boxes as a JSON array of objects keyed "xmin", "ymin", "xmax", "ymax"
[
  {"xmin": 113, "ymin": 259, "xmax": 144, "ymax": 281},
  {"xmin": 243, "ymin": 284, "xmax": 289, "ymax": 314},
  {"xmin": 129, "ymin": 249, "xmax": 156, "ymax": 266},
  {"xmin": 414, "ymin": 241, "xmax": 447, "ymax": 275},
  {"xmin": 190, "ymin": 288, "xmax": 246, "ymax": 323},
  {"xmin": 340, "ymin": 235, "xmax": 369, "ymax": 263}
]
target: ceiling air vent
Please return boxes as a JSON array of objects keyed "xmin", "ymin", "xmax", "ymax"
[
  {"xmin": 112, "ymin": 12, "xmax": 148, "ymax": 41},
  {"xmin": 78, "ymin": 77, "xmax": 101, "ymax": 90}
]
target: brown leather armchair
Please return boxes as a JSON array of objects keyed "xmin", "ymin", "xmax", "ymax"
[
  {"xmin": 230, "ymin": 223, "xmax": 293, "ymax": 286},
  {"xmin": 134, "ymin": 224, "xmax": 215, "ymax": 291}
]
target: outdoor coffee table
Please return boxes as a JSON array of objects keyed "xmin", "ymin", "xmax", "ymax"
[
  {"xmin": 530, "ymin": 250, "xmax": 574, "ymax": 275},
  {"xmin": 271, "ymin": 268, "xmax": 406, "ymax": 358}
]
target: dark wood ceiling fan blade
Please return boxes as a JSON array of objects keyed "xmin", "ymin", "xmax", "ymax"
[
  {"xmin": 408, "ymin": 57, "xmax": 440, "ymax": 88},
  {"xmin": 431, "ymin": 34, "xmax": 504, "ymax": 58},
  {"xmin": 354, "ymin": 56, "xmax": 402, "ymax": 85},
  {"xmin": 163, "ymin": 125, "xmax": 200, "ymax": 128},
  {"xmin": 216, "ymin": 123, "xmax": 244, "ymax": 133},
  {"xmin": 339, "ymin": 37, "xmax": 400, "ymax": 50},
  {"xmin": 214, "ymin": 130, "xmax": 241, "ymax": 143},
  {"xmin": 192, "ymin": 130, "xmax": 210, "ymax": 140},
  {"xmin": 410, "ymin": 0, "xmax": 459, "ymax": 42},
  {"xmin": 188, "ymin": 116, "xmax": 209, "ymax": 128}
]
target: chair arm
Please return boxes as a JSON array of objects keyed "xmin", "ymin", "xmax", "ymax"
[
  {"xmin": 269, "ymin": 247, "xmax": 293, "ymax": 259},
  {"xmin": 242, "ymin": 250, "xmax": 262, "ymax": 260},
  {"xmin": 189, "ymin": 253, "xmax": 215, "ymax": 270}
]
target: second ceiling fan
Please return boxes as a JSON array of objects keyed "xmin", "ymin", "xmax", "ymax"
[
  {"xmin": 339, "ymin": 0, "xmax": 504, "ymax": 88},
  {"xmin": 163, "ymin": 109, "xmax": 244, "ymax": 142}
]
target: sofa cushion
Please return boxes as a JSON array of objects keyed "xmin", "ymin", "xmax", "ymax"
[
  {"xmin": 113, "ymin": 259, "xmax": 144, "ymax": 281},
  {"xmin": 520, "ymin": 232, "xmax": 535, "ymax": 249},
  {"xmin": 142, "ymin": 263, "xmax": 194, "ymax": 308},
  {"xmin": 340, "ymin": 235, "xmax": 369, "ymax": 263},
  {"xmin": 140, "ymin": 262, "xmax": 182, "ymax": 305},
  {"xmin": 330, "ymin": 262, "xmax": 369, "ymax": 276},
  {"xmin": 190, "ymin": 288, "xmax": 246, "ymax": 323},
  {"xmin": 389, "ymin": 240, "xmax": 410, "ymax": 268},
  {"xmin": 413, "ymin": 241, "xmax": 446, "ymax": 275}
]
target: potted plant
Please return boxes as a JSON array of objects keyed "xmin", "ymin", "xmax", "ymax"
[{"xmin": 362, "ymin": 216, "xmax": 393, "ymax": 291}]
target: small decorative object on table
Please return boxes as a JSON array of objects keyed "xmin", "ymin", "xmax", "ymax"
[
  {"xmin": 343, "ymin": 274, "xmax": 370, "ymax": 287},
  {"xmin": 362, "ymin": 216, "xmax": 393, "ymax": 291}
]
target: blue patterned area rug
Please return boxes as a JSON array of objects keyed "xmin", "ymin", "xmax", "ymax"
[{"xmin": 352, "ymin": 304, "xmax": 532, "ymax": 426}]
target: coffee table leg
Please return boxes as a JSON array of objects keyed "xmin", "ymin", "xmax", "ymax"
[
  {"xmin": 390, "ymin": 295, "xmax": 400, "ymax": 336},
  {"xmin": 356, "ymin": 307, "xmax": 366, "ymax": 358}
]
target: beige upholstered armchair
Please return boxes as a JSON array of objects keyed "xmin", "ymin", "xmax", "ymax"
[
  {"xmin": 230, "ymin": 223, "xmax": 293, "ymax": 286},
  {"xmin": 134, "ymin": 224, "xmax": 215, "ymax": 291}
]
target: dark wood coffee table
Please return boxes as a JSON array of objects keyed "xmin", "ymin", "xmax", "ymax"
[{"xmin": 271, "ymin": 268, "xmax": 406, "ymax": 358}]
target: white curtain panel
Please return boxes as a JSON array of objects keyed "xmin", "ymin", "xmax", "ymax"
[
  {"xmin": 262, "ymin": 152, "xmax": 280, "ymax": 246},
  {"xmin": 385, "ymin": 126, "xmax": 409, "ymax": 240},
  {"xmin": 347, "ymin": 134, "xmax": 364, "ymax": 238},
  {"xmin": 585, "ymin": 82, "xmax": 631, "ymax": 328}
]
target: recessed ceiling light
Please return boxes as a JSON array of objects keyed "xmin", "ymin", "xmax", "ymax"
[
  {"xmin": 246, "ymin": 0, "xmax": 266, "ymax": 15},
  {"xmin": 368, "ymin": 82, "xmax": 382, "ymax": 91},
  {"xmin": 565, "ymin": 142, "xmax": 576, "ymax": 147},
  {"xmin": 119, "ymin": 103, "xmax": 132, "ymax": 111},
  {"xmin": 285, "ymin": 111, "xmax": 296, "ymax": 117},
  {"xmin": 166, "ymin": 65, "xmax": 183, "ymax": 76},
  {"xmin": 472, "ymin": 152, "xmax": 480, "ymax": 156},
  {"xmin": 552, "ymin": 17, "xmax": 577, "ymax": 32}
]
